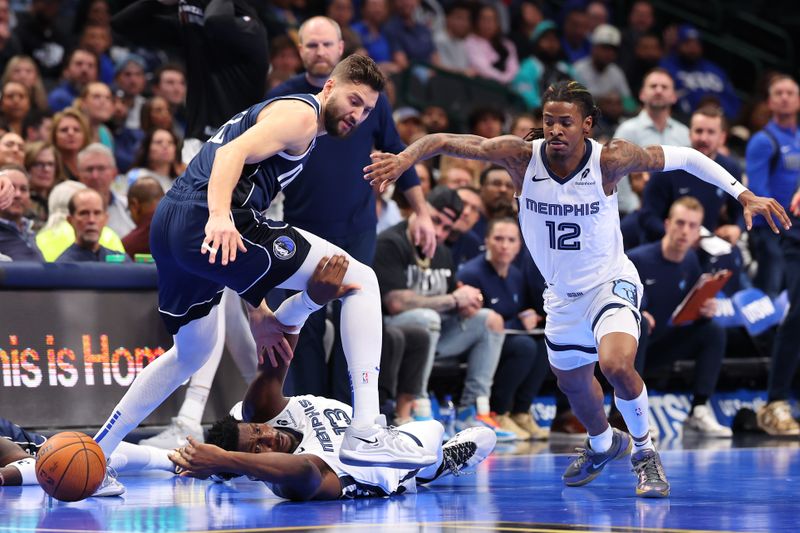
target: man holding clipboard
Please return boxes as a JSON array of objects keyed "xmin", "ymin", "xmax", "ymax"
[{"xmin": 627, "ymin": 197, "xmax": 733, "ymax": 437}]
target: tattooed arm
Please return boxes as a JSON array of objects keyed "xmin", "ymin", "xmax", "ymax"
[
  {"xmin": 601, "ymin": 140, "xmax": 791, "ymax": 232},
  {"xmin": 364, "ymin": 133, "xmax": 532, "ymax": 193}
]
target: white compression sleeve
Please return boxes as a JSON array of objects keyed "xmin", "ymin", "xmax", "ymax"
[
  {"xmin": 7, "ymin": 458, "xmax": 36, "ymax": 485},
  {"xmin": 661, "ymin": 146, "xmax": 749, "ymax": 199},
  {"xmin": 273, "ymin": 291, "xmax": 323, "ymax": 331}
]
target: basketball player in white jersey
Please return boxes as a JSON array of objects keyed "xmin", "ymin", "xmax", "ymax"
[
  {"xmin": 364, "ymin": 81, "xmax": 790, "ymax": 498},
  {"xmin": 168, "ymin": 258, "xmax": 496, "ymax": 500}
]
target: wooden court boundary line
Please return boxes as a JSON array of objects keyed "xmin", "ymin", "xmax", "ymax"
[{"xmin": 13, "ymin": 520, "xmax": 762, "ymax": 533}]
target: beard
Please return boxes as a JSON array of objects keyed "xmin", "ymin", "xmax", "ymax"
[{"xmin": 323, "ymin": 101, "xmax": 355, "ymax": 138}]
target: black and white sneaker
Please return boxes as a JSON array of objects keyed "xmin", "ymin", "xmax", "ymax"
[{"xmin": 417, "ymin": 427, "xmax": 496, "ymax": 484}]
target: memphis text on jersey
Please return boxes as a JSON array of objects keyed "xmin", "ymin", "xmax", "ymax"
[
  {"xmin": 523, "ymin": 198, "xmax": 601, "ymax": 217},
  {"xmin": 0, "ymin": 334, "xmax": 167, "ymax": 388}
]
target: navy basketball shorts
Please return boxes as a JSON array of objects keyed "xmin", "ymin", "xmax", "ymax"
[{"xmin": 150, "ymin": 190, "xmax": 311, "ymax": 335}]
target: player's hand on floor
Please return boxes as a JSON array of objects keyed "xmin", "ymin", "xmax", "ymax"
[
  {"xmin": 202, "ymin": 213, "xmax": 247, "ymax": 265},
  {"xmin": 169, "ymin": 436, "xmax": 227, "ymax": 479},
  {"xmin": 307, "ymin": 255, "xmax": 360, "ymax": 305}
]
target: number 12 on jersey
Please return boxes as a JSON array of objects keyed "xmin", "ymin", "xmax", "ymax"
[{"xmin": 545, "ymin": 221, "xmax": 581, "ymax": 250}]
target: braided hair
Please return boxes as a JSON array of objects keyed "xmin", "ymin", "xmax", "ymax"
[{"xmin": 524, "ymin": 80, "xmax": 600, "ymax": 141}]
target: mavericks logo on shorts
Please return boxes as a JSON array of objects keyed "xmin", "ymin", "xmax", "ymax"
[
  {"xmin": 273, "ymin": 236, "xmax": 296, "ymax": 260},
  {"xmin": 612, "ymin": 279, "xmax": 638, "ymax": 307}
]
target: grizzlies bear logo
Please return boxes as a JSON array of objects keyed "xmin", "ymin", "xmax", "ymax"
[{"xmin": 613, "ymin": 279, "xmax": 638, "ymax": 307}]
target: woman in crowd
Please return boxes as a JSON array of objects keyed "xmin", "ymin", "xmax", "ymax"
[
  {"xmin": 24, "ymin": 141, "xmax": 63, "ymax": 228},
  {"xmin": 1, "ymin": 56, "xmax": 48, "ymax": 112},
  {"xmin": 0, "ymin": 80, "xmax": 31, "ymax": 137},
  {"xmin": 125, "ymin": 128, "xmax": 185, "ymax": 192},
  {"xmin": 49, "ymin": 108, "xmax": 91, "ymax": 182}
]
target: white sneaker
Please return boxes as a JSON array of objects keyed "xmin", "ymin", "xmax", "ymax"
[
  {"xmin": 138, "ymin": 418, "xmax": 204, "ymax": 449},
  {"xmin": 683, "ymin": 405, "xmax": 733, "ymax": 438},
  {"xmin": 92, "ymin": 467, "xmax": 125, "ymax": 497},
  {"xmin": 339, "ymin": 415, "xmax": 437, "ymax": 469}
]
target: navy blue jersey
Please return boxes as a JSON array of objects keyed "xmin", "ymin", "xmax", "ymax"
[{"xmin": 175, "ymin": 94, "xmax": 320, "ymax": 213}]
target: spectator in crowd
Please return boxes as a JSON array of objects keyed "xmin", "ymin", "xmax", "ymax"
[
  {"xmin": 79, "ymin": 23, "xmax": 114, "ymax": 85},
  {"xmin": 614, "ymin": 68, "xmax": 690, "ymax": 214},
  {"xmin": 50, "ymin": 107, "xmax": 91, "ymax": 181},
  {"xmin": 746, "ymin": 74, "xmax": 800, "ymax": 299},
  {"xmin": 378, "ymin": 323, "xmax": 432, "ymax": 425},
  {"xmin": 627, "ymin": 197, "xmax": 732, "ymax": 437},
  {"xmin": 352, "ymin": 0, "xmax": 395, "ymax": 74},
  {"xmin": 508, "ymin": 0, "xmax": 545, "ymax": 60},
  {"xmin": 510, "ymin": 112, "xmax": 540, "ymax": 139},
  {"xmin": 472, "ymin": 165, "xmax": 516, "ymax": 239},
  {"xmin": 660, "ymin": 25, "xmax": 740, "ymax": 120},
  {"xmin": 639, "ymin": 105, "xmax": 743, "ymax": 244},
  {"xmin": 433, "ymin": 1, "xmax": 473, "ymax": 77},
  {"xmin": 619, "ymin": 0, "xmax": 655, "ymax": 73},
  {"xmin": 265, "ymin": 17, "xmax": 433, "ymax": 402},
  {"xmin": 77, "ymin": 81, "xmax": 114, "ymax": 149},
  {"xmin": 2, "ymin": 55, "xmax": 48, "ymax": 112},
  {"xmin": 374, "ymin": 186, "xmax": 509, "ymax": 439},
  {"xmin": 266, "ymin": 35, "xmax": 303, "ymax": 92},
  {"xmin": 375, "ymin": 185, "xmax": 404, "ymax": 234},
  {"xmin": 76, "ymin": 143, "xmax": 134, "ymax": 237},
  {"xmin": 23, "ymin": 141, "xmax": 62, "ymax": 228},
  {"xmin": 438, "ymin": 160, "xmax": 476, "ymax": 189},
  {"xmin": 593, "ymin": 91, "xmax": 624, "ymax": 143},
  {"xmin": 469, "ymin": 106, "xmax": 504, "ymax": 140},
  {"xmin": 446, "ymin": 185, "xmax": 483, "ymax": 268},
  {"xmin": 0, "ymin": 1, "xmax": 21, "ymax": 75},
  {"xmin": 139, "ymin": 96, "xmax": 175, "ymax": 136},
  {"xmin": 573, "ymin": 24, "xmax": 633, "ymax": 112},
  {"xmin": 125, "ymin": 128, "xmax": 185, "ymax": 193},
  {"xmin": 121, "ymin": 175, "xmax": 163, "ymax": 259},
  {"xmin": 113, "ymin": 54, "xmax": 148, "ymax": 131},
  {"xmin": 585, "ymin": 1, "xmax": 609, "ymax": 32},
  {"xmin": 56, "ymin": 188, "xmax": 128, "ymax": 263},
  {"xmin": 0, "ymin": 131, "xmax": 24, "ymax": 166},
  {"xmin": 48, "ymin": 48, "xmax": 99, "ymax": 113},
  {"xmin": 560, "ymin": 8, "xmax": 591, "ymax": 63},
  {"xmin": 749, "ymin": 75, "xmax": 800, "ymax": 436},
  {"xmin": 35, "ymin": 180, "xmax": 125, "ymax": 261},
  {"xmin": 109, "ymin": 89, "xmax": 143, "ymax": 174},
  {"xmin": 464, "ymin": 4, "xmax": 519, "ymax": 85},
  {"xmin": 384, "ymin": 0, "xmax": 440, "ymax": 70},
  {"xmin": 513, "ymin": 20, "xmax": 575, "ymax": 110},
  {"xmin": 0, "ymin": 164, "xmax": 42, "ymax": 261},
  {"xmin": 393, "ymin": 106, "xmax": 426, "ymax": 145},
  {"xmin": 0, "ymin": 80, "xmax": 30, "ymax": 137},
  {"xmin": 15, "ymin": 0, "xmax": 72, "ymax": 81},
  {"xmin": 457, "ymin": 217, "xmax": 550, "ymax": 440},
  {"xmin": 421, "ymin": 105, "xmax": 449, "ymax": 135},
  {"xmin": 326, "ymin": 0, "xmax": 362, "ymax": 57},
  {"xmin": 623, "ymin": 32, "xmax": 663, "ymax": 96},
  {"xmin": 151, "ymin": 64, "xmax": 187, "ymax": 137},
  {"xmin": 21, "ymin": 109, "xmax": 53, "ymax": 143}
]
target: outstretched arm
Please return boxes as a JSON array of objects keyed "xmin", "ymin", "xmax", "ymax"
[
  {"xmin": 364, "ymin": 133, "xmax": 532, "ymax": 193},
  {"xmin": 170, "ymin": 436, "xmax": 342, "ymax": 500},
  {"xmin": 601, "ymin": 140, "xmax": 792, "ymax": 232}
]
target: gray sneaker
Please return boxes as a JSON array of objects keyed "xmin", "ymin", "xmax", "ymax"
[
  {"xmin": 562, "ymin": 428, "xmax": 632, "ymax": 486},
  {"xmin": 92, "ymin": 466, "xmax": 126, "ymax": 497},
  {"xmin": 340, "ymin": 415, "xmax": 437, "ymax": 469},
  {"xmin": 631, "ymin": 449, "xmax": 670, "ymax": 498}
]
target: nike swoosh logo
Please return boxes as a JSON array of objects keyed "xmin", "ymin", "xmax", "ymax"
[
  {"xmin": 353, "ymin": 436, "xmax": 380, "ymax": 446},
  {"xmin": 729, "ymin": 179, "xmax": 737, "ymax": 186},
  {"xmin": 531, "ymin": 175, "xmax": 550, "ymax": 182},
  {"xmin": 587, "ymin": 455, "xmax": 613, "ymax": 473}
]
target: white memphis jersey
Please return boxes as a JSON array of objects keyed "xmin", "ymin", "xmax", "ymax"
[
  {"xmin": 518, "ymin": 138, "xmax": 637, "ymax": 299},
  {"xmin": 265, "ymin": 395, "xmax": 416, "ymax": 498}
]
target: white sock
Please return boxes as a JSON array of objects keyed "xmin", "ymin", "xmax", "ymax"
[
  {"xmin": 110, "ymin": 442, "xmax": 174, "ymax": 473},
  {"xmin": 615, "ymin": 385, "xmax": 655, "ymax": 451},
  {"xmin": 94, "ymin": 310, "xmax": 220, "ymax": 458},
  {"xmin": 589, "ymin": 425, "xmax": 614, "ymax": 453}
]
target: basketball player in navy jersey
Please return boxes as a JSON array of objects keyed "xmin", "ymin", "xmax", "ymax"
[
  {"xmin": 364, "ymin": 81, "xmax": 790, "ymax": 498},
  {"xmin": 90, "ymin": 54, "xmax": 436, "ymax": 497}
]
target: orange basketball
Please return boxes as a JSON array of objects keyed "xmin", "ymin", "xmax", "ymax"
[{"xmin": 35, "ymin": 432, "xmax": 106, "ymax": 502}]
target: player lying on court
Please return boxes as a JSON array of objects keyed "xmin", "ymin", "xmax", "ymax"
[
  {"xmin": 363, "ymin": 80, "xmax": 790, "ymax": 498},
  {"xmin": 168, "ymin": 255, "xmax": 497, "ymax": 501}
]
